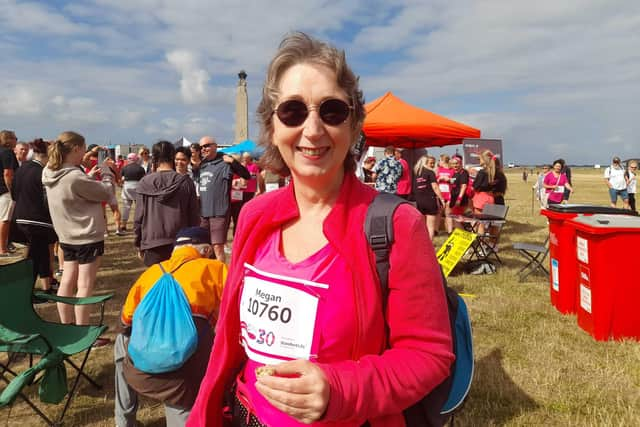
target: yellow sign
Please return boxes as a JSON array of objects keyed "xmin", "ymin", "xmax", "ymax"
[{"xmin": 436, "ymin": 229, "xmax": 476, "ymax": 277}]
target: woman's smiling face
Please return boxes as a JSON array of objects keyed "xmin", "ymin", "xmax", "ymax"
[{"xmin": 272, "ymin": 63, "xmax": 352, "ymax": 186}]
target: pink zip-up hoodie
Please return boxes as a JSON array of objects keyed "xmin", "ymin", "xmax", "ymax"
[{"xmin": 187, "ymin": 173, "xmax": 454, "ymax": 427}]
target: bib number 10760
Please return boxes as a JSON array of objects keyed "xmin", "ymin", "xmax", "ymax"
[{"xmin": 246, "ymin": 297, "xmax": 292, "ymax": 324}]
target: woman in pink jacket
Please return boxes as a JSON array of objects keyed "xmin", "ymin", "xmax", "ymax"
[{"xmin": 187, "ymin": 32, "xmax": 453, "ymax": 427}]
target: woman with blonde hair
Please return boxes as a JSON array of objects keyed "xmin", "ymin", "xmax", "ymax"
[
  {"xmin": 472, "ymin": 150, "xmax": 496, "ymax": 214},
  {"xmin": 42, "ymin": 131, "xmax": 112, "ymax": 328},
  {"xmin": 414, "ymin": 155, "xmax": 445, "ymax": 240}
]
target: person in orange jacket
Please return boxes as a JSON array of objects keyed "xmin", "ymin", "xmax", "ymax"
[{"xmin": 115, "ymin": 227, "xmax": 227, "ymax": 427}]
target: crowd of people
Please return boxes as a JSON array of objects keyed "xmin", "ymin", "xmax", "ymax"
[
  {"xmin": 533, "ymin": 155, "xmax": 637, "ymax": 214},
  {"xmin": 0, "ymin": 32, "xmax": 460, "ymax": 427},
  {"xmin": 362, "ymin": 145, "xmax": 508, "ymax": 240},
  {"xmin": 6, "ymin": 30, "xmax": 637, "ymax": 427}
]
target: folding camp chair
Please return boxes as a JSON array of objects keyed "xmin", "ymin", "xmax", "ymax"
[
  {"xmin": 513, "ymin": 236, "xmax": 550, "ymax": 282},
  {"xmin": 456, "ymin": 204, "xmax": 509, "ymax": 266},
  {"xmin": 0, "ymin": 259, "xmax": 113, "ymax": 426}
]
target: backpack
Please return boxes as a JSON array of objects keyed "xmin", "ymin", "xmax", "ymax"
[
  {"xmin": 128, "ymin": 261, "xmax": 199, "ymax": 374},
  {"xmin": 365, "ymin": 192, "xmax": 474, "ymax": 427}
]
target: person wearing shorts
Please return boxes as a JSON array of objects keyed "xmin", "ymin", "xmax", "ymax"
[
  {"xmin": 413, "ymin": 155, "xmax": 445, "ymax": 240},
  {"xmin": 59, "ymin": 241, "xmax": 104, "ymax": 265},
  {"xmin": 199, "ymin": 216, "xmax": 229, "ymax": 250},
  {"xmin": 198, "ymin": 136, "xmax": 250, "ymax": 262},
  {"xmin": 0, "ymin": 130, "xmax": 18, "ymax": 256},
  {"xmin": 604, "ymin": 156, "xmax": 630, "ymax": 209},
  {"xmin": 42, "ymin": 131, "xmax": 112, "ymax": 326}
]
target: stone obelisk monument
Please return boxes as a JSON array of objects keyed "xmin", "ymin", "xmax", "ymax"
[{"xmin": 234, "ymin": 70, "xmax": 248, "ymax": 144}]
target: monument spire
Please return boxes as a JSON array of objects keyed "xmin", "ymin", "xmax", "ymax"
[{"xmin": 234, "ymin": 70, "xmax": 248, "ymax": 144}]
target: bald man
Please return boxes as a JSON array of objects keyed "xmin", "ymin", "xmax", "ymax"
[{"xmin": 198, "ymin": 136, "xmax": 250, "ymax": 262}]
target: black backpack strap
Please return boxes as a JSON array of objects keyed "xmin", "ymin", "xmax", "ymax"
[{"xmin": 365, "ymin": 192, "xmax": 408, "ymax": 309}]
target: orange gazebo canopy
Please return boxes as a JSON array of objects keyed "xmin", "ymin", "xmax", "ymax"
[{"xmin": 363, "ymin": 92, "xmax": 480, "ymax": 148}]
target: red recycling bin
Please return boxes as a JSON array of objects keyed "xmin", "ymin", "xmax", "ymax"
[
  {"xmin": 540, "ymin": 209, "xmax": 580, "ymax": 314},
  {"xmin": 540, "ymin": 204, "xmax": 635, "ymax": 315},
  {"xmin": 569, "ymin": 214, "xmax": 640, "ymax": 341}
]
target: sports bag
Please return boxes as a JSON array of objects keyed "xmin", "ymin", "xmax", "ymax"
[
  {"xmin": 365, "ymin": 192, "xmax": 474, "ymax": 427},
  {"xmin": 128, "ymin": 262, "xmax": 198, "ymax": 374}
]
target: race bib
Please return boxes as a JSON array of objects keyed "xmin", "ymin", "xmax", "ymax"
[
  {"xmin": 554, "ymin": 185, "xmax": 565, "ymax": 193},
  {"xmin": 240, "ymin": 263, "xmax": 328, "ymax": 365},
  {"xmin": 231, "ymin": 189, "xmax": 244, "ymax": 201},
  {"xmin": 439, "ymin": 183, "xmax": 450, "ymax": 193},
  {"xmin": 265, "ymin": 183, "xmax": 279, "ymax": 192}
]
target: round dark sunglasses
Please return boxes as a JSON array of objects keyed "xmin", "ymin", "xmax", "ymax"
[{"xmin": 275, "ymin": 98, "xmax": 352, "ymax": 127}]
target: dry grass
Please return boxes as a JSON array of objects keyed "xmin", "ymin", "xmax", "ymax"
[{"xmin": 2, "ymin": 168, "xmax": 640, "ymax": 426}]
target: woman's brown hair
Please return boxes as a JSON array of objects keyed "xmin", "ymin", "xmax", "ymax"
[{"xmin": 256, "ymin": 31, "xmax": 365, "ymax": 176}]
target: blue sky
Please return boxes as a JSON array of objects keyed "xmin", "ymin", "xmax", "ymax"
[{"xmin": 1, "ymin": 0, "xmax": 639, "ymax": 164}]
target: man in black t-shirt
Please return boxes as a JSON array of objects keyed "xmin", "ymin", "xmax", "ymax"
[{"xmin": 0, "ymin": 130, "xmax": 19, "ymax": 256}]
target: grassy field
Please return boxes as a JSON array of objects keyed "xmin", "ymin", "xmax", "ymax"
[{"xmin": 2, "ymin": 168, "xmax": 639, "ymax": 426}]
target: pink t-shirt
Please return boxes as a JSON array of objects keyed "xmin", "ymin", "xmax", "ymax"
[
  {"xmin": 543, "ymin": 172, "xmax": 568, "ymax": 204},
  {"xmin": 436, "ymin": 167, "xmax": 455, "ymax": 201},
  {"xmin": 396, "ymin": 158, "xmax": 411, "ymax": 195},
  {"xmin": 236, "ymin": 229, "xmax": 359, "ymax": 427},
  {"xmin": 245, "ymin": 162, "xmax": 260, "ymax": 193}
]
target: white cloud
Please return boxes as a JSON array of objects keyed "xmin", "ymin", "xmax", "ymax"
[
  {"xmin": 116, "ymin": 110, "xmax": 146, "ymax": 128},
  {"xmin": 0, "ymin": 84, "xmax": 44, "ymax": 115},
  {"xmin": 49, "ymin": 96, "xmax": 108, "ymax": 124},
  {"xmin": 144, "ymin": 114, "xmax": 226, "ymax": 140},
  {"xmin": 1, "ymin": 0, "xmax": 84, "ymax": 35},
  {"xmin": 166, "ymin": 50, "xmax": 210, "ymax": 104},
  {"xmin": 1, "ymin": 0, "xmax": 639, "ymax": 162}
]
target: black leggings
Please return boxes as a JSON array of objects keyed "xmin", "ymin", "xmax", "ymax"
[{"xmin": 18, "ymin": 224, "xmax": 57, "ymax": 279}]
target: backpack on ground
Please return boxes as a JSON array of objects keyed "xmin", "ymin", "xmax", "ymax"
[
  {"xmin": 128, "ymin": 262, "xmax": 198, "ymax": 374},
  {"xmin": 365, "ymin": 192, "xmax": 474, "ymax": 427},
  {"xmin": 466, "ymin": 259, "xmax": 497, "ymax": 275}
]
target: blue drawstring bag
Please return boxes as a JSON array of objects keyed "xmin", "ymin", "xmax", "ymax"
[{"xmin": 128, "ymin": 263, "xmax": 198, "ymax": 374}]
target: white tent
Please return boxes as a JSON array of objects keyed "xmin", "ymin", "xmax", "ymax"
[{"xmin": 175, "ymin": 137, "xmax": 193, "ymax": 147}]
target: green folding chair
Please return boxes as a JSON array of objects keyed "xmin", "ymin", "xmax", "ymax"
[{"xmin": 0, "ymin": 259, "xmax": 113, "ymax": 426}]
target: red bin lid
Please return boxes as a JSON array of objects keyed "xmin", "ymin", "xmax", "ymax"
[{"xmin": 570, "ymin": 214, "xmax": 640, "ymax": 234}]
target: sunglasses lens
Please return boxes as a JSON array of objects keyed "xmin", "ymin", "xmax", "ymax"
[
  {"xmin": 276, "ymin": 99, "xmax": 351, "ymax": 127},
  {"xmin": 319, "ymin": 99, "xmax": 350, "ymax": 125},
  {"xmin": 276, "ymin": 100, "xmax": 308, "ymax": 127}
]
